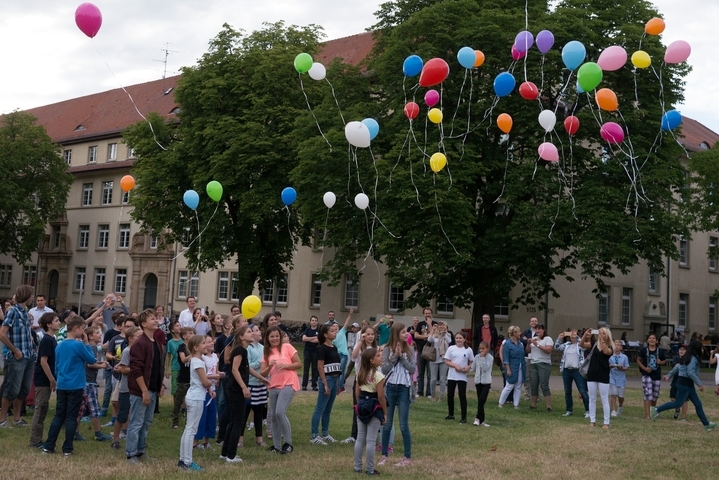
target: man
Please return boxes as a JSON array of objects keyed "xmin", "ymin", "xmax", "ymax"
[
  {"xmin": 327, "ymin": 310, "xmax": 336, "ymax": 324},
  {"xmin": 230, "ymin": 304, "xmax": 240, "ymax": 317},
  {"xmin": 522, "ymin": 317, "xmax": 539, "ymax": 400},
  {"xmin": 95, "ymin": 294, "xmax": 129, "ymax": 334},
  {"xmin": 414, "ymin": 307, "xmax": 434, "ymax": 397},
  {"xmin": 473, "ymin": 313, "xmax": 498, "ymax": 353},
  {"xmin": 29, "ymin": 294, "xmax": 54, "ymax": 336},
  {"xmin": 0, "ymin": 285, "xmax": 36, "ymax": 427},
  {"xmin": 177, "ymin": 296, "xmax": 196, "ymax": 328}
]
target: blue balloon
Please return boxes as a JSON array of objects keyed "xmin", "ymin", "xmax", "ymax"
[
  {"xmin": 661, "ymin": 110, "xmax": 682, "ymax": 131},
  {"xmin": 576, "ymin": 81, "xmax": 585, "ymax": 94},
  {"xmin": 493, "ymin": 72, "xmax": 516, "ymax": 97},
  {"xmin": 562, "ymin": 40, "xmax": 586, "ymax": 71},
  {"xmin": 281, "ymin": 187, "xmax": 297, "ymax": 206},
  {"xmin": 183, "ymin": 190, "xmax": 199, "ymax": 210},
  {"xmin": 456, "ymin": 46, "xmax": 476, "ymax": 69},
  {"xmin": 361, "ymin": 118, "xmax": 380, "ymax": 141},
  {"xmin": 403, "ymin": 55, "xmax": 423, "ymax": 77}
]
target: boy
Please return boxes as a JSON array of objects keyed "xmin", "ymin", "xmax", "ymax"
[
  {"xmin": 165, "ymin": 321, "xmax": 183, "ymax": 406},
  {"xmin": 637, "ymin": 333, "xmax": 666, "ymax": 419},
  {"xmin": 42, "ymin": 317, "xmax": 100, "ymax": 455},
  {"xmin": 78, "ymin": 326, "xmax": 112, "ymax": 441},
  {"xmin": 104, "ymin": 317, "xmax": 128, "ymax": 428},
  {"xmin": 171, "ymin": 327, "xmax": 194, "ymax": 429},
  {"xmin": 609, "ymin": 340, "xmax": 629, "ymax": 417},
  {"xmin": 29, "ymin": 312, "xmax": 60, "ymax": 447},
  {"xmin": 669, "ymin": 344, "xmax": 689, "ymax": 421}
]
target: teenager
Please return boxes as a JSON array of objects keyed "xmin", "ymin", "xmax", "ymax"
[
  {"xmin": 527, "ymin": 324, "xmax": 553, "ymax": 412},
  {"xmin": 444, "ymin": 332, "xmax": 473, "ymax": 423},
  {"xmin": 219, "ymin": 326, "xmax": 253, "ymax": 463},
  {"xmin": 637, "ymin": 333, "xmax": 667, "ymax": 420},
  {"xmin": 302, "ymin": 316, "xmax": 320, "ymax": 391},
  {"xmin": 29, "ymin": 312, "xmax": 60, "ymax": 447},
  {"xmin": 111, "ymin": 326, "xmax": 142, "ymax": 449},
  {"xmin": 310, "ymin": 324, "xmax": 342, "ymax": 445},
  {"xmin": 343, "ymin": 326, "xmax": 378, "ymax": 444},
  {"xmin": 580, "ymin": 328, "xmax": 613, "ymax": 428}
]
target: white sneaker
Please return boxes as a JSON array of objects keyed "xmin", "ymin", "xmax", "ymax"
[
  {"xmin": 481, "ymin": 422, "xmax": 490, "ymax": 427},
  {"xmin": 262, "ymin": 419, "xmax": 267, "ymax": 426},
  {"xmin": 322, "ymin": 435, "xmax": 337, "ymax": 443},
  {"xmin": 617, "ymin": 407, "xmax": 623, "ymax": 415},
  {"xmin": 473, "ymin": 418, "xmax": 480, "ymax": 426},
  {"xmin": 611, "ymin": 411, "xmax": 618, "ymax": 417},
  {"xmin": 247, "ymin": 422, "xmax": 254, "ymax": 431},
  {"xmin": 584, "ymin": 412, "xmax": 591, "ymax": 418},
  {"xmin": 226, "ymin": 456, "xmax": 243, "ymax": 463},
  {"xmin": 310, "ymin": 436, "xmax": 327, "ymax": 445},
  {"xmin": 341, "ymin": 437, "xmax": 356, "ymax": 444},
  {"xmin": 562, "ymin": 411, "xmax": 573, "ymax": 417}
]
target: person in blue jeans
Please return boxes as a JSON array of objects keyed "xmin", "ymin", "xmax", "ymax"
[
  {"xmin": 555, "ymin": 329, "xmax": 589, "ymax": 417},
  {"xmin": 310, "ymin": 324, "xmax": 341, "ymax": 444},
  {"xmin": 331, "ymin": 309, "xmax": 353, "ymax": 392}
]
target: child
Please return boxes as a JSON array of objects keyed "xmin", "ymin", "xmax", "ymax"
[
  {"xmin": 353, "ymin": 348, "xmax": 387, "ymax": 476},
  {"xmin": 194, "ymin": 335, "xmax": 224, "ymax": 449},
  {"xmin": 669, "ymin": 344, "xmax": 689, "ymax": 421},
  {"xmin": 472, "ymin": 341, "xmax": 493, "ymax": 427},
  {"xmin": 29, "ymin": 312, "xmax": 60, "ymax": 447},
  {"xmin": 111, "ymin": 326, "xmax": 142, "ymax": 450},
  {"xmin": 104, "ymin": 316, "xmax": 128, "ymax": 429},
  {"xmin": 240, "ymin": 324, "xmax": 270, "ymax": 448},
  {"xmin": 178, "ymin": 335, "xmax": 215, "ymax": 471},
  {"xmin": 609, "ymin": 340, "xmax": 630, "ymax": 417},
  {"xmin": 637, "ymin": 333, "xmax": 667, "ymax": 419},
  {"xmin": 310, "ymin": 324, "xmax": 341, "ymax": 445},
  {"xmin": 345, "ymin": 326, "xmax": 378, "ymax": 445},
  {"xmin": 165, "ymin": 321, "xmax": 183, "ymax": 412},
  {"xmin": 220, "ymin": 325, "xmax": 254, "ymax": 463},
  {"xmin": 78, "ymin": 325, "xmax": 113, "ymax": 441},
  {"xmin": 171, "ymin": 326, "xmax": 194, "ymax": 429},
  {"xmin": 443, "ymin": 331, "xmax": 473, "ymax": 423}
]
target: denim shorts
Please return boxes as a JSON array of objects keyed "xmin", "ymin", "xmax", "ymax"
[{"xmin": 1, "ymin": 355, "xmax": 34, "ymax": 400}]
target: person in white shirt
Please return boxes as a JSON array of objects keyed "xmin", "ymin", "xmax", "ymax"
[
  {"xmin": 443, "ymin": 332, "xmax": 473, "ymax": 423},
  {"xmin": 178, "ymin": 297, "xmax": 196, "ymax": 328},
  {"xmin": 527, "ymin": 324, "xmax": 553, "ymax": 412},
  {"xmin": 29, "ymin": 295, "xmax": 54, "ymax": 338}
]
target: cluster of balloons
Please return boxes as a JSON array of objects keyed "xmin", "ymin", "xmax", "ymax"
[
  {"xmin": 294, "ymin": 53, "xmax": 327, "ymax": 81},
  {"xmin": 75, "ymin": 3, "xmax": 102, "ymax": 38},
  {"xmin": 345, "ymin": 119, "xmax": 379, "ymax": 148},
  {"xmin": 183, "ymin": 181, "xmax": 224, "ymax": 210}
]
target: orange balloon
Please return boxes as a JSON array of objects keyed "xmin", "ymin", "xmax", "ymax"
[
  {"xmin": 595, "ymin": 88, "xmax": 618, "ymax": 112},
  {"xmin": 120, "ymin": 175, "xmax": 136, "ymax": 192},
  {"xmin": 645, "ymin": 17, "xmax": 665, "ymax": 36},
  {"xmin": 497, "ymin": 113, "xmax": 513, "ymax": 134},
  {"xmin": 474, "ymin": 50, "xmax": 485, "ymax": 68}
]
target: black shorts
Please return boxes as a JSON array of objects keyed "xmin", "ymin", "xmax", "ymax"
[{"xmin": 117, "ymin": 392, "xmax": 131, "ymax": 424}]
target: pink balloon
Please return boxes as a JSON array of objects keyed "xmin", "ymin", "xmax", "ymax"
[
  {"xmin": 538, "ymin": 142, "xmax": 559, "ymax": 162},
  {"xmin": 424, "ymin": 89, "xmax": 440, "ymax": 107},
  {"xmin": 75, "ymin": 3, "xmax": 102, "ymax": 38},
  {"xmin": 664, "ymin": 40, "xmax": 691, "ymax": 64},
  {"xmin": 597, "ymin": 46, "xmax": 627, "ymax": 71},
  {"xmin": 511, "ymin": 45, "xmax": 526, "ymax": 61},
  {"xmin": 600, "ymin": 122, "xmax": 625, "ymax": 144}
]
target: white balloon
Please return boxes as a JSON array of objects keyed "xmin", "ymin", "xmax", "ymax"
[
  {"xmin": 323, "ymin": 191, "xmax": 336, "ymax": 209},
  {"xmin": 345, "ymin": 121, "xmax": 371, "ymax": 148},
  {"xmin": 308, "ymin": 62, "xmax": 326, "ymax": 81},
  {"xmin": 354, "ymin": 193, "xmax": 369, "ymax": 210},
  {"xmin": 538, "ymin": 110, "xmax": 557, "ymax": 132}
]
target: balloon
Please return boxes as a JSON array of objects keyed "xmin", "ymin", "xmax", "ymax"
[
  {"xmin": 576, "ymin": 81, "xmax": 585, "ymax": 94},
  {"xmin": 519, "ymin": 81, "xmax": 539, "ymax": 100},
  {"xmin": 562, "ymin": 41, "xmax": 586, "ymax": 70},
  {"xmin": 206, "ymin": 181, "xmax": 223, "ymax": 202},
  {"xmin": 241, "ymin": 295, "xmax": 261, "ymax": 319},
  {"xmin": 308, "ymin": 62, "xmax": 326, "ymax": 81},
  {"xmin": 493, "ymin": 72, "xmax": 516, "ymax": 97},
  {"xmin": 600, "ymin": 122, "xmax": 624, "ymax": 144},
  {"xmin": 354, "ymin": 193, "xmax": 369, "ymax": 210},
  {"xmin": 538, "ymin": 110, "xmax": 557, "ymax": 133},
  {"xmin": 538, "ymin": 142, "xmax": 559, "ymax": 162},
  {"xmin": 536, "ymin": 30, "xmax": 554, "ymax": 54},
  {"xmin": 595, "ymin": 88, "xmax": 618, "ymax": 112},
  {"xmin": 497, "ymin": 113, "xmax": 513, "ymax": 134},
  {"xmin": 564, "ymin": 116, "xmax": 580, "ymax": 136},
  {"xmin": 664, "ymin": 40, "xmax": 691, "ymax": 64},
  {"xmin": 429, "ymin": 152, "xmax": 447, "ymax": 173},
  {"xmin": 75, "ymin": 3, "xmax": 102, "ymax": 38},
  {"xmin": 183, "ymin": 190, "xmax": 199, "ymax": 210},
  {"xmin": 403, "ymin": 55, "xmax": 423, "ymax": 77},
  {"xmin": 474, "ymin": 50, "xmax": 485, "ymax": 67},
  {"xmin": 419, "ymin": 58, "xmax": 450, "ymax": 87},
  {"xmin": 323, "ymin": 191, "xmax": 336, "ymax": 209},
  {"xmin": 120, "ymin": 175, "xmax": 135, "ymax": 192},
  {"xmin": 281, "ymin": 187, "xmax": 297, "ymax": 206},
  {"xmin": 514, "ymin": 31, "xmax": 534, "ymax": 53},
  {"xmin": 661, "ymin": 110, "xmax": 682, "ymax": 131},
  {"xmin": 457, "ymin": 46, "xmax": 476, "ymax": 69},
  {"xmin": 631, "ymin": 50, "xmax": 651, "ymax": 69},
  {"xmin": 345, "ymin": 121, "xmax": 371, "ymax": 148},
  {"xmin": 511, "ymin": 45, "xmax": 526, "ymax": 61},
  {"xmin": 294, "ymin": 53, "xmax": 313, "ymax": 73},
  {"xmin": 597, "ymin": 46, "xmax": 627, "ymax": 71},
  {"xmin": 424, "ymin": 89, "xmax": 440, "ymax": 107},
  {"xmin": 428, "ymin": 108, "xmax": 443, "ymax": 124},
  {"xmin": 404, "ymin": 102, "xmax": 420, "ymax": 120},
  {"xmin": 645, "ymin": 17, "xmax": 666, "ymax": 36},
  {"xmin": 577, "ymin": 62, "xmax": 603, "ymax": 92},
  {"xmin": 361, "ymin": 118, "xmax": 380, "ymax": 141}
]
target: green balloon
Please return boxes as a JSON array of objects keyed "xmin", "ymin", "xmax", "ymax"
[
  {"xmin": 577, "ymin": 62, "xmax": 603, "ymax": 92},
  {"xmin": 206, "ymin": 180, "xmax": 223, "ymax": 202},
  {"xmin": 294, "ymin": 53, "xmax": 313, "ymax": 73}
]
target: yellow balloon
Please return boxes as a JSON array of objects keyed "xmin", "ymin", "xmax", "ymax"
[
  {"xmin": 428, "ymin": 108, "xmax": 443, "ymax": 124},
  {"xmin": 631, "ymin": 50, "xmax": 651, "ymax": 69},
  {"xmin": 430, "ymin": 152, "xmax": 447, "ymax": 173},
  {"xmin": 241, "ymin": 295, "xmax": 262, "ymax": 319}
]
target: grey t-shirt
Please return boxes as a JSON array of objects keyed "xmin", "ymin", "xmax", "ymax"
[{"xmin": 119, "ymin": 346, "xmax": 131, "ymax": 393}]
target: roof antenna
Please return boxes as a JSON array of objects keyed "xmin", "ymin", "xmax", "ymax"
[{"xmin": 155, "ymin": 42, "xmax": 179, "ymax": 93}]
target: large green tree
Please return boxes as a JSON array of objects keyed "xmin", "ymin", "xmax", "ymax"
[
  {"xmin": 291, "ymin": 0, "xmax": 691, "ymax": 325},
  {"xmin": 0, "ymin": 111, "xmax": 71, "ymax": 263}
]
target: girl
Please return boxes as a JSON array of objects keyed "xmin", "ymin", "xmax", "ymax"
[
  {"xmin": 444, "ymin": 331, "xmax": 473, "ymax": 423},
  {"xmin": 527, "ymin": 324, "xmax": 553, "ymax": 412},
  {"xmin": 580, "ymin": 328, "xmax": 613, "ymax": 428},
  {"xmin": 302, "ymin": 316, "xmax": 320, "ymax": 391},
  {"xmin": 219, "ymin": 326, "xmax": 253, "ymax": 463},
  {"xmin": 260, "ymin": 326, "xmax": 301, "ymax": 454},
  {"xmin": 344, "ymin": 326, "xmax": 378, "ymax": 444},
  {"xmin": 353, "ymin": 348, "xmax": 387, "ymax": 476},
  {"xmin": 210, "ymin": 313, "xmax": 225, "ymax": 339},
  {"xmin": 472, "ymin": 341, "xmax": 493, "ymax": 427},
  {"xmin": 194, "ymin": 335, "xmax": 224, "ymax": 449},
  {"xmin": 178, "ymin": 335, "xmax": 214, "ymax": 471},
  {"xmin": 241, "ymin": 324, "xmax": 270, "ymax": 447},
  {"xmin": 710, "ymin": 344, "xmax": 719, "ymax": 396},
  {"xmin": 427, "ymin": 322, "xmax": 451, "ymax": 401},
  {"xmin": 498, "ymin": 326, "xmax": 526, "ymax": 409},
  {"xmin": 111, "ymin": 326, "xmax": 142, "ymax": 449},
  {"xmin": 310, "ymin": 324, "xmax": 342, "ymax": 445}
]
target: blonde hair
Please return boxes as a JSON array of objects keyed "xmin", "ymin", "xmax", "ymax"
[
  {"xmin": 507, "ymin": 325, "xmax": 521, "ymax": 337},
  {"xmin": 600, "ymin": 327, "xmax": 614, "ymax": 347}
]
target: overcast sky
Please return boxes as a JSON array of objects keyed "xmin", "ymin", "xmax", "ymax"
[{"xmin": 1, "ymin": 1, "xmax": 717, "ymax": 133}]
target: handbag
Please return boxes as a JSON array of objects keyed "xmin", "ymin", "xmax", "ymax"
[
  {"xmin": 579, "ymin": 344, "xmax": 596, "ymax": 378},
  {"xmin": 420, "ymin": 343, "xmax": 437, "ymax": 362}
]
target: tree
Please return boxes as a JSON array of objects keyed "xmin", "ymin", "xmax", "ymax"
[
  {"xmin": 688, "ymin": 142, "xmax": 719, "ymax": 258},
  {"xmin": 0, "ymin": 111, "xmax": 71, "ymax": 264},
  {"xmin": 292, "ymin": 0, "xmax": 691, "ymax": 326}
]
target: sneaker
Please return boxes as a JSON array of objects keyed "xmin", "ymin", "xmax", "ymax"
[
  {"xmin": 127, "ymin": 457, "xmax": 141, "ymax": 465},
  {"xmin": 366, "ymin": 471, "xmax": 381, "ymax": 476},
  {"xmin": 81, "ymin": 416, "xmax": 91, "ymax": 423},
  {"xmin": 650, "ymin": 406, "xmax": 658, "ymax": 421},
  {"xmin": 111, "ymin": 441, "xmax": 121, "ymax": 450},
  {"xmin": 444, "ymin": 415, "xmax": 455, "ymax": 420},
  {"xmin": 312, "ymin": 387, "xmax": 319, "ymax": 391},
  {"xmin": 480, "ymin": 422, "xmax": 491, "ymax": 427},
  {"xmin": 473, "ymin": 418, "xmax": 480, "ymax": 426},
  {"xmin": 377, "ymin": 456, "xmax": 387, "ymax": 466},
  {"xmin": 341, "ymin": 437, "xmax": 356, "ymax": 444},
  {"xmin": 459, "ymin": 418, "xmax": 467, "ymax": 424},
  {"xmin": 119, "ymin": 431, "xmax": 127, "ymax": 439},
  {"xmin": 310, "ymin": 436, "xmax": 327, "ymax": 445},
  {"xmin": 611, "ymin": 411, "xmax": 618, "ymax": 418},
  {"xmin": 178, "ymin": 461, "xmax": 189, "ymax": 470},
  {"xmin": 497, "ymin": 404, "xmax": 503, "ymax": 409},
  {"xmin": 395, "ymin": 457, "xmax": 412, "ymax": 467},
  {"xmin": 102, "ymin": 420, "xmax": 114, "ymax": 428},
  {"xmin": 219, "ymin": 455, "xmax": 227, "ymax": 460},
  {"xmin": 280, "ymin": 443, "xmax": 293, "ymax": 454},
  {"xmin": 13, "ymin": 419, "xmax": 28, "ymax": 427},
  {"xmin": 74, "ymin": 432, "xmax": 86, "ymax": 441},
  {"xmin": 563, "ymin": 412, "xmax": 573, "ymax": 417},
  {"xmin": 376, "ymin": 445, "xmax": 382, "ymax": 452},
  {"xmin": 135, "ymin": 453, "xmax": 155, "ymax": 462},
  {"xmin": 584, "ymin": 412, "xmax": 590, "ymax": 418},
  {"xmin": 267, "ymin": 446, "xmax": 282, "ymax": 453},
  {"xmin": 322, "ymin": 435, "xmax": 337, "ymax": 443},
  {"xmin": 262, "ymin": 419, "xmax": 267, "ymax": 426},
  {"xmin": 95, "ymin": 432, "xmax": 113, "ymax": 442},
  {"xmin": 226, "ymin": 456, "xmax": 243, "ymax": 463},
  {"xmin": 388, "ymin": 446, "xmax": 394, "ymax": 454},
  {"xmin": 704, "ymin": 422, "xmax": 719, "ymax": 432},
  {"xmin": 0, "ymin": 421, "xmax": 9, "ymax": 428},
  {"xmin": 617, "ymin": 407, "xmax": 623, "ymax": 415},
  {"xmin": 42, "ymin": 448, "xmax": 56, "ymax": 454},
  {"xmin": 247, "ymin": 422, "xmax": 254, "ymax": 431},
  {"xmin": 339, "ymin": 388, "xmax": 346, "ymax": 394},
  {"xmin": 302, "ymin": 386, "xmax": 308, "ymax": 391},
  {"xmin": 673, "ymin": 409, "xmax": 680, "ymax": 420},
  {"xmin": 64, "ymin": 452, "xmax": 73, "ymax": 457}
]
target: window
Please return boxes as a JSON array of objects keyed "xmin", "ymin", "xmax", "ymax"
[
  {"xmin": 177, "ymin": 270, "xmax": 199, "ymax": 299},
  {"xmin": 344, "ymin": 275, "xmax": 359, "ymax": 309},
  {"xmin": 178, "ymin": 271, "xmax": 188, "ymax": 298},
  {"xmin": 127, "ymin": 147, "xmax": 136, "ymax": 159},
  {"xmin": 189, "ymin": 271, "xmax": 199, "ymax": 298},
  {"xmin": 98, "ymin": 224, "xmax": 109, "ymax": 249},
  {"xmin": 648, "ymin": 268, "xmax": 658, "ymax": 293},
  {"xmin": 122, "ymin": 190, "xmax": 130, "ymax": 204},
  {"xmin": 150, "ymin": 230, "xmax": 158, "ymax": 249},
  {"xmin": 621, "ymin": 288, "xmax": 632, "ymax": 325},
  {"xmin": 107, "ymin": 143, "xmax": 117, "ymax": 161},
  {"xmin": 230, "ymin": 273, "xmax": 240, "ymax": 301},
  {"xmin": 679, "ymin": 236, "xmax": 688, "ymax": 266},
  {"xmin": 710, "ymin": 236, "xmax": 718, "ymax": 271},
  {"xmin": 495, "ymin": 295, "xmax": 510, "ymax": 317},
  {"xmin": 22, "ymin": 266, "xmax": 37, "ymax": 286},
  {"xmin": 311, "ymin": 274, "xmax": 322, "ymax": 307},
  {"xmin": 94, "ymin": 268, "xmax": 106, "ymax": 293},
  {"xmin": 75, "ymin": 267, "xmax": 86, "ymax": 291},
  {"xmin": 52, "ymin": 225, "xmax": 61, "ymax": 249},
  {"xmin": 102, "ymin": 181, "xmax": 113, "ymax": 205},
  {"xmin": 118, "ymin": 223, "xmax": 131, "ymax": 249},
  {"xmin": 710, "ymin": 297, "xmax": 716, "ymax": 331},
  {"xmin": 218, "ymin": 272, "xmax": 229, "ymax": 301},
  {"xmin": 388, "ymin": 282, "xmax": 404, "ymax": 312},
  {"xmin": 262, "ymin": 274, "xmax": 288, "ymax": 305},
  {"xmin": 678, "ymin": 293, "xmax": 688, "ymax": 327},
  {"xmin": 0, "ymin": 265, "xmax": 12, "ymax": 287},
  {"xmin": 88, "ymin": 145, "xmax": 97, "ymax": 163},
  {"xmin": 598, "ymin": 291, "xmax": 610, "ymax": 325},
  {"xmin": 262, "ymin": 280, "xmax": 274, "ymax": 303},
  {"xmin": 436, "ymin": 297, "xmax": 454, "ymax": 315},
  {"xmin": 78, "ymin": 225, "xmax": 90, "ymax": 249},
  {"xmin": 63, "ymin": 149, "xmax": 72, "ymax": 166},
  {"xmin": 115, "ymin": 268, "xmax": 127, "ymax": 294},
  {"xmin": 82, "ymin": 183, "xmax": 93, "ymax": 206},
  {"xmin": 182, "ymin": 228, "xmax": 191, "ymax": 248}
]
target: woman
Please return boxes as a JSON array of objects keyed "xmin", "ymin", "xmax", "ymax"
[
  {"xmin": 527, "ymin": 324, "xmax": 553, "ymax": 412},
  {"xmin": 310, "ymin": 324, "xmax": 342, "ymax": 445},
  {"xmin": 427, "ymin": 321, "xmax": 451, "ymax": 401},
  {"xmin": 498, "ymin": 326, "xmax": 526, "ymax": 409},
  {"xmin": 711, "ymin": 344, "xmax": 719, "ymax": 396},
  {"xmin": 580, "ymin": 328, "xmax": 613, "ymax": 428},
  {"xmin": 192, "ymin": 308, "xmax": 210, "ymax": 336},
  {"xmin": 378, "ymin": 323, "xmax": 415, "ymax": 467},
  {"xmin": 555, "ymin": 329, "xmax": 589, "ymax": 417},
  {"xmin": 443, "ymin": 332, "xmax": 473, "ymax": 423},
  {"xmin": 653, "ymin": 340, "xmax": 718, "ymax": 431}
]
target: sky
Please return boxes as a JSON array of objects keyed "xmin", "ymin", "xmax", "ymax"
[{"xmin": 1, "ymin": 1, "xmax": 717, "ymax": 133}]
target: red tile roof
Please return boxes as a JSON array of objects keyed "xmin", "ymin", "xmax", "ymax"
[
  {"xmin": 316, "ymin": 31, "xmax": 374, "ymax": 67},
  {"xmin": 678, "ymin": 116, "xmax": 719, "ymax": 152}
]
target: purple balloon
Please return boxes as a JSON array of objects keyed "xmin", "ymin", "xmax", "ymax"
[
  {"xmin": 514, "ymin": 31, "xmax": 534, "ymax": 53},
  {"xmin": 600, "ymin": 122, "xmax": 624, "ymax": 145},
  {"xmin": 536, "ymin": 30, "xmax": 554, "ymax": 54}
]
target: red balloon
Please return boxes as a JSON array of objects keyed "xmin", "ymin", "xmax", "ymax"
[
  {"xmin": 419, "ymin": 58, "xmax": 450, "ymax": 87},
  {"xmin": 75, "ymin": 3, "xmax": 103, "ymax": 38},
  {"xmin": 564, "ymin": 116, "xmax": 580, "ymax": 136},
  {"xmin": 511, "ymin": 45, "xmax": 526, "ymax": 61},
  {"xmin": 404, "ymin": 102, "xmax": 420, "ymax": 120},
  {"xmin": 519, "ymin": 81, "xmax": 539, "ymax": 100}
]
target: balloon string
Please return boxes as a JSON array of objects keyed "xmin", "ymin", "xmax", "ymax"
[
  {"xmin": 494, "ymin": 138, "xmax": 511, "ymax": 203},
  {"xmin": 195, "ymin": 210, "xmax": 202, "ymax": 261},
  {"xmin": 409, "ymin": 158, "xmax": 422, "ymax": 209},
  {"xmin": 113, "ymin": 204, "xmax": 124, "ymax": 267},
  {"xmin": 433, "ymin": 176, "xmax": 460, "ymax": 256},
  {"xmin": 298, "ymin": 74, "xmax": 332, "ymax": 151},
  {"xmin": 284, "ymin": 205, "xmax": 293, "ymax": 243},
  {"xmin": 389, "ymin": 129, "xmax": 412, "ymax": 186},
  {"xmin": 448, "ymin": 70, "xmax": 469, "ymax": 138},
  {"xmin": 324, "ymin": 78, "xmax": 346, "ymax": 126},
  {"xmin": 320, "ymin": 208, "xmax": 329, "ymax": 266},
  {"xmin": 171, "ymin": 203, "xmax": 219, "ymax": 261},
  {"xmin": 369, "ymin": 145, "xmax": 380, "ymax": 220}
]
